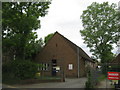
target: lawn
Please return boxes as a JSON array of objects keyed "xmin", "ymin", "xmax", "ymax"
[{"xmin": 98, "ymin": 74, "xmax": 106, "ymax": 82}]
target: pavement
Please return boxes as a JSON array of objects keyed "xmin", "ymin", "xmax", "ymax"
[
  {"xmin": 2, "ymin": 77, "xmax": 87, "ymax": 88},
  {"xmin": 97, "ymin": 79, "xmax": 114, "ymax": 88},
  {"xmin": 2, "ymin": 84, "xmax": 17, "ymax": 88},
  {"xmin": 0, "ymin": 83, "xmax": 2, "ymax": 90}
]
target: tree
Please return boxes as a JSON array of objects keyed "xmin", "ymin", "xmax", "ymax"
[
  {"xmin": 25, "ymin": 36, "xmax": 44, "ymax": 60},
  {"xmin": 2, "ymin": 2, "xmax": 51, "ymax": 61},
  {"xmin": 44, "ymin": 33, "xmax": 54, "ymax": 44},
  {"xmin": 117, "ymin": 6, "xmax": 120, "ymax": 54},
  {"xmin": 80, "ymin": 2, "xmax": 119, "ymax": 63}
]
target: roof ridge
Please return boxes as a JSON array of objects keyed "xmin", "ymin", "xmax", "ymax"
[{"xmin": 55, "ymin": 32, "xmax": 93, "ymax": 62}]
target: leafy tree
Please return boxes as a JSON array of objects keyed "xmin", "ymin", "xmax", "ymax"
[
  {"xmin": 25, "ymin": 36, "xmax": 44, "ymax": 59},
  {"xmin": 80, "ymin": 2, "xmax": 119, "ymax": 63},
  {"xmin": 44, "ymin": 33, "xmax": 54, "ymax": 44},
  {"xmin": 117, "ymin": 7, "xmax": 120, "ymax": 54},
  {"xmin": 2, "ymin": 2, "xmax": 51, "ymax": 61}
]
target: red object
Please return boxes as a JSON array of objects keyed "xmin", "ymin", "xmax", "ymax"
[{"xmin": 108, "ymin": 72, "xmax": 120, "ymax": 80}]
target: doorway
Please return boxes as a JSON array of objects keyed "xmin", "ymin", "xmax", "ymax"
[{"xmin": 52, "ymin": 59, "xmax": 57, "ymax": 76}]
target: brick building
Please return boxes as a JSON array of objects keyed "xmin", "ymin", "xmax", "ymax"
[
  {"xmin": 35, "ymin": 32, "xmax": 95, "ymax": 78},
  {"xmin": 111, "ymin": 54, "xmax": 120, "ymax": 64}
]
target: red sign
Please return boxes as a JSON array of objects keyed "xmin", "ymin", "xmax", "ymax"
[{"xmin": 108, "ymin": 72, "xmax": 120, "ymax": 80}]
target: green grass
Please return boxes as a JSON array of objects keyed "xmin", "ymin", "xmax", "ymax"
[
  {"xmin": 93, "ymin": 74, "xmax": 106, "ymax": 88},
  {"xmin": 98, "ymin": 74, "xmax": 106, "ymax": 82}
]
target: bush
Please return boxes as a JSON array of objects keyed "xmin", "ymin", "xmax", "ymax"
[
  {"xmin": 86, "ymin": 81, "xmax": 91, "ymax": 88},
  {"xmin": 85, "ymin": 70, "xmax": 93, "ymax": 88},
  {"xmin": 3, "ymin": 60, "xmax": 38, "ymax": 80},
  {"xmin": 2, "ymin": 72, "xmax": 21, "ymax": 84},
  {"xmin": 101, "ymin": 64, "xmax": 108, "ymax": 75}
]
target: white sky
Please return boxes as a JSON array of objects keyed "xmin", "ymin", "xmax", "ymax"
[{"xmin": 37, "ymin": 0, "xmax": 120, "ymax": 57}]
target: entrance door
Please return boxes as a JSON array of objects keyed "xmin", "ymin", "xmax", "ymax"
[{"xmin": 52, "ymin": 59, "xmax": 57, "ymax": 76}]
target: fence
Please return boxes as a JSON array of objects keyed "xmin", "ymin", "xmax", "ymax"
[
  {"xmin": 86, "ymin": 63, "xmax": 120, "ymax": 88},
  {"xmin": 90, "ymin": 68, "xmax": 102, "ymax": 86}
]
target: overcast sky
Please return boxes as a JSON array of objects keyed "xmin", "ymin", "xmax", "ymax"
[{"xmin": 37, "ymin": 0, "xmax": 120, "ymax": 57}]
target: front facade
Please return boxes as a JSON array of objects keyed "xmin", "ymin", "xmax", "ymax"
[{"xmin": 35, "ymin": 32, "xmax": 95, "ymax": 78}]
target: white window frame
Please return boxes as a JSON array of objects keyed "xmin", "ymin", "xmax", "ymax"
[
  {"xmin": 41, "ymin": 63, "xmax": 49, "ymax": 71},
  {"xmin": 68, "ymin": 64, "xmax": 73, "ymax": 70}
]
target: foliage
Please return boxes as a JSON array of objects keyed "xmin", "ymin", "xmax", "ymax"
[
  {"xmin": 80, "ymin": 2, "xmax": 119, "ymax": 63},
  {"xmin": 2, "ymin": 60, "xmax": 40, "ymax": 80},
  {"xmin": 25, "ymin": 37, "xmax": 44, "ymax": 59},
  {"xmin": 101, "ymin": 64, "xmax": 111, "ymax": 74},
  {"xmin": 85, "ymin": 70, "xmax": 93, "ymax": 88},
  {"xmin": 2, "ymin": 2, "xmax": 51, "ymax": 60},
  {"xmin": 2, "ymin": 73, "xmax": 21, "ymax": 85},
  {"xmin": 44, "ymin": 33, "xmax": 54, "ymax": 44},
  {"xmin": 97, "ymin": 74, "xmax": 106, "ymax": 81}
]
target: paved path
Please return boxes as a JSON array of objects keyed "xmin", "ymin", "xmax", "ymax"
[
  {"xmin": 3, "ymin": 77, "xmax": 87, "ymax": 88},
  {"xmin": 97, "ymin": 79, "xmax": 114, "ymax": 88},
  {"xmin": 2, "ymin": 84, "xmax": 17, "ymax": 88}
]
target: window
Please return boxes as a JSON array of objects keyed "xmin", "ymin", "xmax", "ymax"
[
  {"xmin": 68, "ymin": 64, "xmax": 73, "ymax": 70},
  {"xmin": 40, "ymin": 63, "xmax": 49, "ymax": 71},
  {"xmin": 45, "ymin": 63, "xmax": 49, "ymax": 70}
]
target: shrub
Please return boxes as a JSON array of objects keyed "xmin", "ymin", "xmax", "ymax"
[
  {"xmin": 85, "ymin": 70, "xmax": 93, "ymax": 88},
  {"xmin": 2, "ymin": 60, "xmax": 39, "ymax": 80},
  {"xmin": 85, "ymin": 81, "xmax": 93, "ymax": 89}
]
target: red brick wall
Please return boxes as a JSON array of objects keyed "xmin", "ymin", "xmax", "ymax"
[
  {"xmin": 79, "ymin": 58, "xmax": 86, "ymax": 77},
  {"xmin": 35, "ymin": 33, "xmax": 79, "ymax": 77}
]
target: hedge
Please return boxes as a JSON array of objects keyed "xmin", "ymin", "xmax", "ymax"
[{"xmin": 2, "ymin": 60, "xmax": 39, "ymax": 80}]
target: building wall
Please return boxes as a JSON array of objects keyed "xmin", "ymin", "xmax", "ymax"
[
  {"xmin": 35, "ymin": 33, "xmax": 79, "ymax": 77},
  {"xmin": 79, "ymin": 58, "xmax": 86, "ymax": 77}
]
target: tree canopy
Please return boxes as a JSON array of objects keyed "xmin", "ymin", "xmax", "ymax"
[
  {"xmin": 44, "ymin": 33, "xmax": 54, "ymax": 44},
  {"xmin": 2, "ymin": 2, "xmax": 51, "ymax": 61},
  {"xmin": 80, "ymin": 2, "xmax": 119, "ymax": 63}
]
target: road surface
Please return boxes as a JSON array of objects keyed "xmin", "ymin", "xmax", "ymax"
[{"xmin": 2, "ymin": 77, "xmax": 87, "ymax": 88}]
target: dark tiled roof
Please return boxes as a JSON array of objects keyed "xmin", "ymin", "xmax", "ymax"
[{"xmin": 55, "ymin": 32, "xmax": 94, "ymax": 63}]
